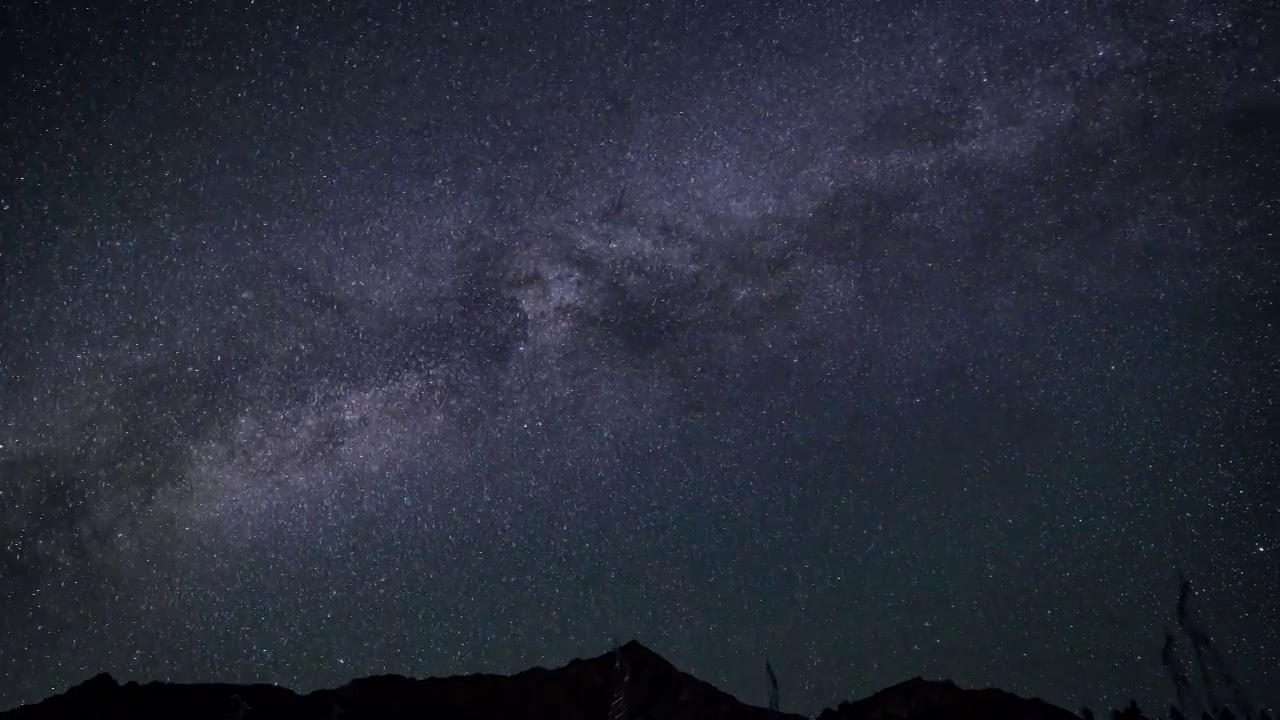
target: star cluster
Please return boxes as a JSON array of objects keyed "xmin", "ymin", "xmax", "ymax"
[{"xmin": 1, "ymin": 0, "xmax": 1274, "ymax": 714}]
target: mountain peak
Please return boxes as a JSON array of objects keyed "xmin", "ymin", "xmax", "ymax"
[
  {"xmin": 4, "ymin": 643, "xmax": 1082, "ymax": 720},
  {"xmin": 818, "ymin": 675, "xmax": 1082, "ymax": 720}
]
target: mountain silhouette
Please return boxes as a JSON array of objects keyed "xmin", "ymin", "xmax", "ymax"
[{"xmin": 1, "ymin": 639, "xmax": 1086, "ymax": 720}]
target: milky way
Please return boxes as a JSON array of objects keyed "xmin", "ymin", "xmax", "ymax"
[{"xmin": 1, "ymin": 1, "xmax": 1275, "ymax": 714}]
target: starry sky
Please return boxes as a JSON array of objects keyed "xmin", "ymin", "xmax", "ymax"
[{"xmin": 1, "ymin": 0, "xmax": 1275, "ymax": 715}]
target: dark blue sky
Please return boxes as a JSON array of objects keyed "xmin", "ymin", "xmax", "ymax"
[{"xmin": 1, "ymin": 0, "xmax": 1274, "ymax": 715}]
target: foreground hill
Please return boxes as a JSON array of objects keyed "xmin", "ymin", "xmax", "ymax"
[{"xmin": 1, "ymin": 640, "xmax": 1082, "ymax": 720}]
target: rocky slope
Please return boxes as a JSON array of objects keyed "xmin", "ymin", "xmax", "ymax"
[{"xmin": 0, "ymin": 640, "xmax": 1082, "ymax": 720}]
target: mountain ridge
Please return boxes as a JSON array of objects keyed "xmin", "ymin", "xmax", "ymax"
[{"xmin": 1, "ymin": 639, "xmax": 1084, "ymax": 720}]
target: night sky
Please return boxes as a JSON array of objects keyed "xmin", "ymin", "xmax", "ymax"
[{"xmin": 1, "ymin": 0, "xmax": 1275, "ymax": 715}]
